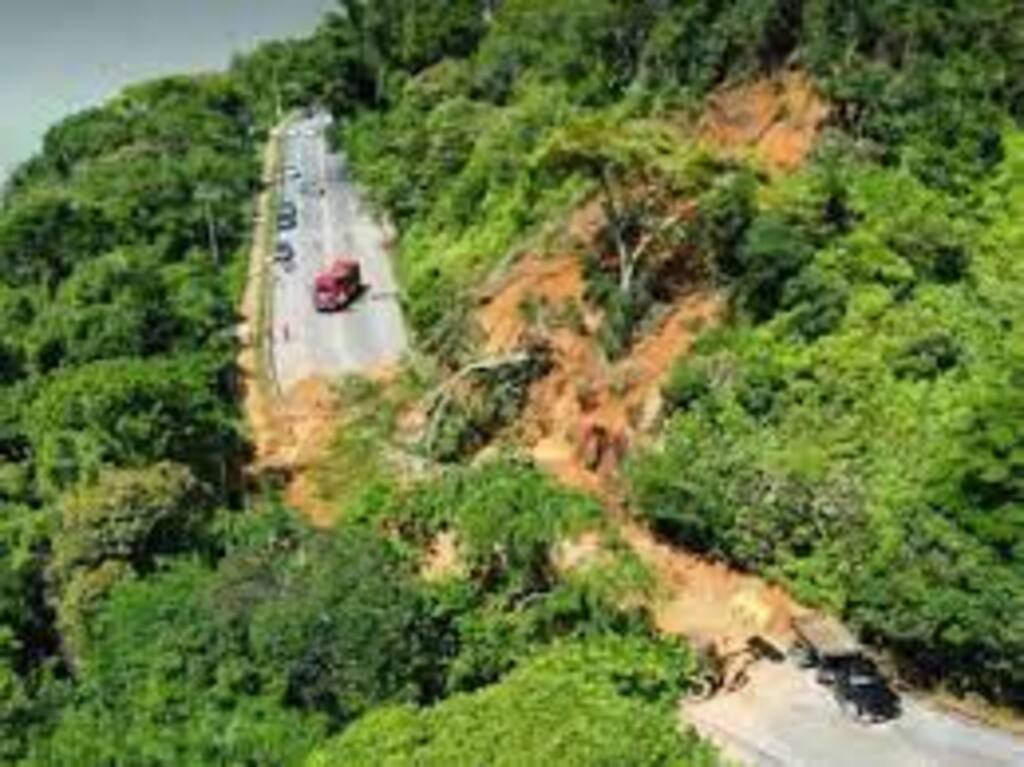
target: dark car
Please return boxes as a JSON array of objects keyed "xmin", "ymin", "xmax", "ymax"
[
  {"xmin": 274, "ymin": 240, "xmax": 295, "ymax": 263},
  {"xmin": 277, "ymin": 200, "xmax": 297, "ymax": 230},
  {"xmin": 832, "ymin": 658, "xmax": 901, "ymax": 723},
  {"xmin": 815, "ymin": 655, "xmax": 847, "ymax": 686}
]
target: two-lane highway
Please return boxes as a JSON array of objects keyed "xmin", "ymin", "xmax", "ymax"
[{"xmin": 271, "ymin": 113, "xmax": 407, "ymax": 391}]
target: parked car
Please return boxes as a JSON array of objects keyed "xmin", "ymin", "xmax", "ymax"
[
  {"xmin": 277, "ymin": 200, "xmax": 297, "ymax": 230},
  {"xmin": 792, "ymin": 614, "xmax": 901, "ymax": 723},
  {"xmin": 274, "ymin": 240, "xmax": 295, "ymax": 263},
  {"xmin": 832, "ymin": 657, "xmax": 902, "ymax": 723}
]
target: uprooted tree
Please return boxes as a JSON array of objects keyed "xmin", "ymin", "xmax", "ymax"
[{"xmin": 533, "ymin": 116, "xmax": 705, "ymax": 294}]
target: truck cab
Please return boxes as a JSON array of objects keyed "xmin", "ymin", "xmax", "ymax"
[{"xmin": 314, "ymin": 258, "xmax": 362, "ymax": 312}]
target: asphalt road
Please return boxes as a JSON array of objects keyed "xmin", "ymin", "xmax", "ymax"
[
  {"xmin": 682, "ymin": 661, "xmax": 1024, "ymax": 767},
  {"xmin": 270, "ymin": 113, "xmax": 407, "ymax": 391}
]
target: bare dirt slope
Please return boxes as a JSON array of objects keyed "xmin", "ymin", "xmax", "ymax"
[
  {"xmin": 468, "ymin": 76, "xmax": 1024, "ymax": 763},
  {"xmin": 255, "ymin": 378, "xmax": 342, "ymax": 528},
  {"xmin": 470, "ymin": 72, "xmax": 833, "ymax": 653},
  {"xmin": 476, "ymin": 249, "xmax": 804, "ymax": 653},
  {"xmin": 699, "ymin": 69, "xmax": 829, "ymax": 173},
  {"xmin": 239, "ymin": 72, "xmax": 826, "ymax": 643}
]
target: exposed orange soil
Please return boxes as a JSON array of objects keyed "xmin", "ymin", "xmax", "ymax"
[
  {"xmin": 472, "ymin": 71, "xmax": 831, "ymax": 648},
  {"xmin": 238, "ymin": 74, "xmax": 826, "ymax": 651},
  {"xmin": 553, "ymin": 531, "xmax": 608, "ymax": 573},
  {"xmin": 274, "ymin": 379, "xmax": 343, "ymax": 528},
  {"xmin": 482, "ymin": 263, "xmax": 806, "ymax": 655},
  {"xmin": 474, "ymin": 249, "xmax": 809, "ymax": 652},
  {"xmin": 479, "ymin": 250, "xmax": 720, "ymax": 485},
  {"xmin": 621, "ymin": 522, "xmax": 803, "ymax": 651},
  {"xmin": 479, "ymin": 252, "xmax": 589, "ymax": 354},
  {"xmin": 699, "ymin": 69, "xmax": 829, "ymax": 173},
  {"xmin": 242, "ymin": 374, "xmax": 342, "ymax": 528}
]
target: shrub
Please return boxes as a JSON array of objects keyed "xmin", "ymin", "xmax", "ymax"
[
  {"xmin": 734, "ymin": 214, "xmax": 816, "ymax": 321},
  {"xmin": 892, "ymin": 332, "xmax": 962, "ymax": 381},
  {"xmin": 662, "ymin": 361, "xmax": 712, "ymax": 414},
  {"xmin": 307, "ymin": 636, "xmax": 719, "ymax": 767}
]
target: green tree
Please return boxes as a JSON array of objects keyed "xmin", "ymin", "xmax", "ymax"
[
  {"xmin": 26, "ymin": 354, "xmax": 238, "ymax": 497},
  {"xmin": 248, "ymin": 525, "xmax": 447, "ymax": 726},
  {"xmin": 48, "ymin": 462, "xmax": 209, "ymax": 665},
  {"xmin": 26, "ymin": 562, "xmax": 323, "ymax": 767},
  {"xmin": 308, "ymin": 636, "xmax": 719, "ymax": 767}
]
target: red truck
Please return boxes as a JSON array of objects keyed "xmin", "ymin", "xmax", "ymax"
[{"xmin": 314, "ymin": 258, "xmax": 363, "ymax": 312}]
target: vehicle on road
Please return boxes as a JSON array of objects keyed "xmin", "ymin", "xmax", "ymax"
[
  {"xmin": 832, "ymin": 657, "xmax": 902, "ymax": 722},
  {"xmin": 274, "ymin": 240, "xmax": 294, "ymax": 263},
  {"xmin": 792, "ymin": 614, "xmax": 901, "ymax": 723},
  {"xmin": 282, "ymin": 164, "xmax": 301, "ymax": 181},
  {"xmin": 277, "ymin": 200, "xmax": 297, "ymax": 230},
  {"xmin": 313, "ymin": 258, "xmax": 363, "ymax": 313}
]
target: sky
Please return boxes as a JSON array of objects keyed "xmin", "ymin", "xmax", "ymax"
[{"xmin": 0, "ymin": 0, "xmax": 334, "ymax": 179}]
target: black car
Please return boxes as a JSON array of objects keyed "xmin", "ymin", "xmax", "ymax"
[
  {"xmin": 832, "ymin": 657, "xmax": 901, "ymax": 723},
  {"xmin": 277, "ymin": 200, "xmax": 297, "ymax": 230},
  {"xmin": 274, "ymin": 240, "xmax": 295, "ymax": 263},
  {"xmin": 815, "ymin": 655, "xmax": 846, "ymax": 686}
]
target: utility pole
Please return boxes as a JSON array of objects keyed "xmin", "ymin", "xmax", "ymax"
[
  {"xmin": 196, "ymin": 186, "xmax": 223, "ymax": 266},
  {"xmin": 272, "ymin": 63, "xmax": 283, "ymax": 121}
]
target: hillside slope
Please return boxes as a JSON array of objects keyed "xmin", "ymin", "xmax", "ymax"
[
  {"xmin": 2, "ymin": 1, "xmax": 1024, "ymax": 765},
  {"xmin": 330, "ymin": 0, "xmax": 1024, "ymax": 710}
]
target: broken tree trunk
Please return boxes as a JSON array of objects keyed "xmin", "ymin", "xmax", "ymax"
[
  {"xmin": 596, "ymin": 165, "xmax": 635, "ymax": 294},
  {"xmin": 422, "ymin": 351, "xmax": 535, "ymax": 455},
  {"xmin": 620, "ymin": 209, "xmax": 690, "ymax": 294}
]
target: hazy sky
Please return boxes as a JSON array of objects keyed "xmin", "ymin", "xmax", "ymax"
[{"xmin": 0, "ymin": 0, "xmax": 334, "ymax": 178}]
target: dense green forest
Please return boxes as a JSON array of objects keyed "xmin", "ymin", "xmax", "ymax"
[{"xmin": 2, "ymin": 0, "xmax": 1023, "ymax": 764}]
